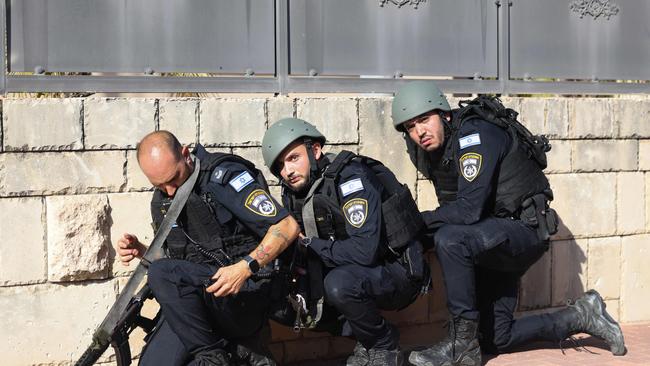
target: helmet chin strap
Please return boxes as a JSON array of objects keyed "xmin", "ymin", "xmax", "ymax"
[
  {"xmin": 439, "ymin": 110, "xmax": 455, "ymax": 167},
  {"xmin": 303, "ymin": 138, "xmax": 320, "ymax": 187}
]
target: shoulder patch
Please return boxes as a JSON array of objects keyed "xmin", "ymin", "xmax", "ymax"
[
  {"xmin": 210, "ymin": 167, "xmax": 228, "ymax": 184},
  {"xmin": 245, "ymin": 189, "xmax": 277, "ymax": 217},
  {"xmin": 459, "ymin": 133, "xmax": 481, "ymax": 150},
  {"xmin": 229, "ymin": 171, "xmax": 254, "ymax": 192},
  {"xmin": 459, "ymin": 152, "xmax": 482, "ymax": 182},
  {"xmin": 339, "ymin": 178, "xmax": 364, "ymax": 197},
  {"xmin": 342, "ymin": 198, "xmax": 368, "ymax": 228}
]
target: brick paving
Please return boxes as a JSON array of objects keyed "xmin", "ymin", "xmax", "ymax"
[{"xmin": 289, "ymin": 323, "xmax": 650, "ymax": 365}]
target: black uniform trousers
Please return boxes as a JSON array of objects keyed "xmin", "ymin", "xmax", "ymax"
[
  {"xmin": 140, "ymin": 259, "xmax": 271, "ymax": 365},
  {"xmin": 323, "ymin": 260, "xmax": 421, "ymax": 351},
  {"xmin": 433, "ymin": 216, "xmax": 549, "ymax": 353}
]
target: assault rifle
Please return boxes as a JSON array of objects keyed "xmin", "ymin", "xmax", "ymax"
[
  {"xmin": 74, "ymin": 156, "xmax": 201, "ymax": 366},
  {"xmin": 75, "ymin": 281, "xmax": 156, "ymax": 366}
]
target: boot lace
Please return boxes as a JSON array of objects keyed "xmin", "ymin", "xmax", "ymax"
[{"xmin": 559, "ymin": 336, "xmax": 599, "ymax": 356}]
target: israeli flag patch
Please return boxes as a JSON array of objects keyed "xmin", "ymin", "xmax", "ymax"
[
  {"xmin": 459, "ymin": 133, "xmax": 481, "ymax": 150},
  {"xmin": 229, "ymin": 171, "xmax": 254, "ymax": 192},
  {"xmin": 339, "ymin": 178, "xmax": 364, "ymax": 197}
]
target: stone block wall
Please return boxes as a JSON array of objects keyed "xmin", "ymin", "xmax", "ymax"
[{"xmin": 1, "ymin": 95, "xmax": 649, "ymax": 365}]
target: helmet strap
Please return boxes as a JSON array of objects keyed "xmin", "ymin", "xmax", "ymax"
[
  {"xmin": 304, "ymin": 138, "xmax": 320, "ymax": 185},
  {"xmin": 439, "ymin": 111, "xmax": 455, "ymax": 167}
]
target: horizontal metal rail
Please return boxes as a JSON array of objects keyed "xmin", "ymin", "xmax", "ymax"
[{"xmin": 1, "ymin": 0, "xmax": 648, "ymax": 96}]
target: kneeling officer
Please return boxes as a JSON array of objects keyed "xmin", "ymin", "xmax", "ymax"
[
  {"xmin": 118, "ymin": 131, "xmax": 300, "ymax": 365},
  {"xmin": 262, "ymin": 118, "xmax": 429, "ymax": 366}
]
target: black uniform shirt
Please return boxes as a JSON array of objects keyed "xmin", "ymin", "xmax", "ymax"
[
  {"xmin": 424, "ymin": 118, "xmax": 511, "ymax": 229},
  {"xmin": 308, "ymin": 161, "xmax": 384, "ymax": 267},
  {"xmin": 202, "ymin": 160, "xmax": 289, "ymax": 238}
]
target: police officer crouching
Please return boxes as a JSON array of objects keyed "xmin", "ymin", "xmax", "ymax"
[
  {"xmin": 261, "ymin": 118, "xmax": 429, "ymax": 366},
  {"xmin": 391, "ymin": 81, "xmax": 626, "ymax": 365},
  {"xmin": 117, "ymin": 131, "xmax": 300, "ymax": 366}
]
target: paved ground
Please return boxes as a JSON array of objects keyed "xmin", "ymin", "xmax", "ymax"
[
  {"xmin": 292, "ymin": 323, "xmax": 649, "ymax": 365},
  {"xmin": 482, "ymin": 323, "xmax": 649, "ymax": 366}
]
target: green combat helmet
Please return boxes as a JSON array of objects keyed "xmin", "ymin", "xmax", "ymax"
[
  {"xmin": 262, "ymin": 117, "xmax": 325, "ymax": 174},
  {"xmin": 391, "ymin": 81, "xmax": 451, "ymax": 131}
]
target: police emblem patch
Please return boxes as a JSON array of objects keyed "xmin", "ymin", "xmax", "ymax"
[
  {"xmin": 459, "ymin": 152, "xmax": 482, "ymax": 182},
  {"xmin": 342, "ymin": 198, "xmax": 368, "ymax": 228},
  {"xmin": 245, "ymin": 189, "xmax": 277, "ymax": 217}
]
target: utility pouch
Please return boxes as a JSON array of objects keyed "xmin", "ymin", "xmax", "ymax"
[
  {"xmin": 519, "ymin": 192, "xmax": 558, "ymax": 241},
  {"xmin": 383, "ymin": 184, "xmax": 425, "ymax": 254}
]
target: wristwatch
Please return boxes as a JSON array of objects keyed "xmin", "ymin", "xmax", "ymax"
[{"xmin": 243, "ymin": 255, "xmax": 260, "ymax": 274}]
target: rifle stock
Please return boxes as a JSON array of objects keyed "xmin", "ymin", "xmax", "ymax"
[{"xmin": 75, "ymin": 267, "xmax": 154, "ymax": 366}]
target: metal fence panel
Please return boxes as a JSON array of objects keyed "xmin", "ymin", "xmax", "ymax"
[
  {"xmin": 510, "ymin": 0, "xmax": 650, "ymax": 80},
  {"xmin": 289, "ymin": 0, "xmax": 498, "ymax": 78},
  {"xmin": 8, "ymin": 0, "xmax": 275, "ymax": 74}
]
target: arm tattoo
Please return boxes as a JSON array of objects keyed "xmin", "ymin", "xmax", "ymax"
[
  {"xmin": 256, "ymin": 244, "xmax": 271, "ymax": 261},
  {"xmin": 255, "ymin": 227, "xmax": 289, "ymax": 261},
  {"xmin": 271, "ymin": 227, "xmax": 290, "ymax": 245}
]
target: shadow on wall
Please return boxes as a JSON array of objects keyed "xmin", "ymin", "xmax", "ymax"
[{"xmin": 518, "ymin": 214, "xmax": 587, "ymax": 314}]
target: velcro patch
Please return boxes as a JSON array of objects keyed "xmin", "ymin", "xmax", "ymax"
[
  {"xmin": 459, "ymin": 152, "xmax": 482, "ymax": 182},
  {"xmin": 229, "ymin": 171, "xmax": 254, "ymax": 192},
  {"xmin": 459, "ymin": 133, "xmax": 481, "ymax": 150},
  {"xmin": 245, "ymin": 189, "xmax": 277, "ymax": 217},
  {"xmin": 210, "ymin": 167, "xmax": 228, "ymax": 184},
  {"xmin": 342, "ymin": 198, "xmax": 368, "ymax": 228},
  {"xmin": 339, "ymin": 178, "xmax": 364, "ymax": 197}
]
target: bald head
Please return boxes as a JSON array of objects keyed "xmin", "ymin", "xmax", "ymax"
[
  {"xmin": 137, "ymin": 130, "xmax": 183, "ymax": 164},
  {"xmin": 137, "ymin": 131, "xmax": 191, "ymax": 197}
]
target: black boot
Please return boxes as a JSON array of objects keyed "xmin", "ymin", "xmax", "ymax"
[
  {"xmin": 367, "ymin": 347, "xmax": 403, "ymax": 366},
  {"xmin": 190, "ymin": 348, "xmax": 232, "ymax": 366},
  {"xmin": 566, "ymin": 290, "xmax": 625, "ymax": 355},
  {"xmin": 228, "ymin": 326, "xmax": 277, "ymax": 366},
  {"xmin": 409, "ymin": 317, "xmax": 481, "ymax": 366},
  {"xmin": 506, "ymin": 289, "xmax": 625, "ymax": 356},
  {"xmin": 346, "ymin": 342, "xmax": 370, "ymax": 366}
]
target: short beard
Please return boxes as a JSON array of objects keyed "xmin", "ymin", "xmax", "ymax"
[{"xmin": 287, "ymin": 171, "xmax": 311, "ymax": 194}]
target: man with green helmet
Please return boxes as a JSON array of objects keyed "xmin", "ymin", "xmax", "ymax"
[
  {"xmin": 391, "ymin": 81, "xmax": 625, "ymax": 365},
  {"xmin": 262, "ymin": 118, "xmax": 428, "ymax": 366}
]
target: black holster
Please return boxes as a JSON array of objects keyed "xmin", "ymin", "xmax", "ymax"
[
  {"xmin": 519, "ymin": 190, "xmax": 558, "ymax": 242},
  {"xmin": 397, "ymin": 240, "xmax": 431, "ymax": 296}
]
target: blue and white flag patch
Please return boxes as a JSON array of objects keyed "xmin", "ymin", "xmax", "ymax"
[
  {"xmin": 459, "ymin": 133, "xmax": 481, "ymax": 150},
  {"xmin": 339, "ymin": 178, "xmax": 364, "ymax": 197},
  {"xmin": 229, "ymin": 171, "xmax": 254, "ymax": 192}
]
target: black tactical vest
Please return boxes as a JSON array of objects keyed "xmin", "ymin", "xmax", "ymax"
[
  {"xmin": 284, "ymin": 151, "xmax": 423, "ymax": 253},
  {"xmin": 150, "ymin": 150, "xmax": 264, "ymax": 265},
  {"xmin": 431, "ymin": 113, "xmax": 550, "ymax": 217},
  {"xmin": 425, "ymin": 151, "xmax": 459, "ymax": 205},
  {"xmin": 285, "ymin": 187, "xmax": 350, "ymax": 243},
  {"xmin": 282, "ymin": 168, "xmax": 349, "ymax": 244}
]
